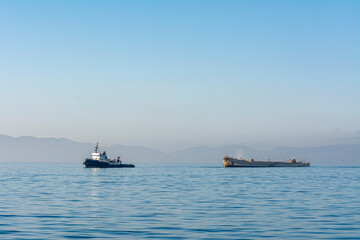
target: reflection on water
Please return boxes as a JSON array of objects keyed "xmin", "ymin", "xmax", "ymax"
[{"xmin": 0, "ymin": 163, "xmax": 359, "ymax": 239}]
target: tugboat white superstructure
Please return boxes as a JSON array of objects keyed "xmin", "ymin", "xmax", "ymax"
[{"xmin": 83, "ymin": 143, "xmax": 135, "ymax": 168}]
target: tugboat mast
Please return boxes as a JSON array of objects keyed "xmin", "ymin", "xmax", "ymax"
[{"xmin": 94, "ymin": 142, "xmax": 99, "ymax": 153}]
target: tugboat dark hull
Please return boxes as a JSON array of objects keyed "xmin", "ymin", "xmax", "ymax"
[{"xmin": 83, "ymin": 159, "xmax": 135, "ymax": 168}]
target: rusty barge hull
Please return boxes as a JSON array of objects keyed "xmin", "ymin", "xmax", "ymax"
[{"xmin": 223, "ymin": 156, "xmax": 310, "ymax": 168}]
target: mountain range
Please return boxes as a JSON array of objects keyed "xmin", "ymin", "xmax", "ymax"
[{"xmin": 0, "ymin": 134, "xmax": 359, "ymax": 165}]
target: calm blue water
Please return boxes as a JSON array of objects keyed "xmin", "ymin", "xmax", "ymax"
[{"xmin": 0, "ymin": 163, "xmax": 359, "ymax": 239}]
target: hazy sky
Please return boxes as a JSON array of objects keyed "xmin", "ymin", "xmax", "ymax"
[{"xmin": 1, "ymin": 0, "xmax": 359, "ymax": 151}]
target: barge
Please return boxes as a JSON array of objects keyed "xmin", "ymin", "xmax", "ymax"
[{"xmin": 223, "ymin": 156, "xmax": 310, "ymax": 167}]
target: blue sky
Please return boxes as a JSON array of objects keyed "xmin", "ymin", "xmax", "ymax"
[{"xmin": 0, "ymin": 0, "xmax": 359, "ymax": 151}]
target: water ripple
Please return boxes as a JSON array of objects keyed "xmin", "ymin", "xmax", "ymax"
[{"xmin": 0, "ymin": 163, "xmax": 359, "ymax": 239}]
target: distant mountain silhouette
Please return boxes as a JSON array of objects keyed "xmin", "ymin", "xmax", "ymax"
[{"xmin": 0, "ymin": 134, "xmax": 359, "ymax": 165}]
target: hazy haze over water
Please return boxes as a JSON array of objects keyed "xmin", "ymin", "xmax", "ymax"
[{"xmin": 0, "ymin": 1, "xmax": 359, "ymax": 151}]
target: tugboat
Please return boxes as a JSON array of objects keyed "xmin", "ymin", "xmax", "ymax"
[
  {"xmin": 223, "ymin": 156, "xmax": 310, "ymax": 167},
  {"xmin": 83, "ymin": 143, "xmax": 135, "ymax": 168}
]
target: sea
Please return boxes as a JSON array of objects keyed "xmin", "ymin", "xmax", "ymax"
[{"xmin": 0, "ymin": 163, "xmax": 359, "ymax": 239}]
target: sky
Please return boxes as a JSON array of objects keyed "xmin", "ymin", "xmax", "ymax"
[{"xmin": 0, "ymin": 0, "xmax": 359, "ymax": 151}]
